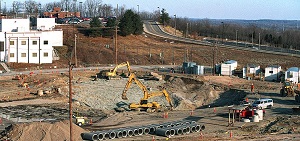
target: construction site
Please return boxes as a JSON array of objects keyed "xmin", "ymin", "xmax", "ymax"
[{"xmin": 1, "ymin": 24, "xmax": 300, "ymax": 141}]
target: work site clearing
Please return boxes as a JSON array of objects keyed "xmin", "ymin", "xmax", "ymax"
[{"xmin": 0, "ymin": 67, "xmax": 300, "ymax": 141}]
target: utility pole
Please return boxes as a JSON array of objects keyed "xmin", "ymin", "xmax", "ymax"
[
  {"xmin": 115, "ymin": 25, "xmax": 118, "ymax": 65},
  {"xmin": 259, "ymin": 33, "xmax": 261, "ymax": 49},
  {"xmin": 221, "ymin": 22, "xmax": 224, "ymax": 44},
  {"xmin": 68, "ymin": 61, "xmax": 73, "ymax": 141},
  {"xmin": 174, "ymin": 14, "xmax": 176, "ymax": 35},
  {"xmin": 251, "ymin": 32, "xmax": 254, "ymax": 47},
  {"xmin": 235, "ymin": 30, "xmax": 238, "ymax": 45},
  {"xmin": 186, "ymin": 23, "xmax": 188, "ymax": 38},
  {"xmin": 74, "ymin": 34, "xmax": 77, "ymax": 67}
]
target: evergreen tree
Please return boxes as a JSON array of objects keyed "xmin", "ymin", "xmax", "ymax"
[
  {"xmin": 119, "ymin": 10, "xmax": 143, "ymax": 36},
  {"xmin": 89, "ymin": 17, "xmax": 102, "ymax": 27},
  {"xmin": 160, "ymin": 8, "xmax": 171, "ymax": 26}
]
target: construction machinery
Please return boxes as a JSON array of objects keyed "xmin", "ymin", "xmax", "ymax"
[
  {"xmin": 122, "ymin": 73, "xmax": 173, "ymax": 112},
  {"xmin": 280, "ymin": 81, "xmax": 297, "ymax": 97},
  {"xmin": 104, "ymin": 61, "xmax": 131, "ymax": 80}
]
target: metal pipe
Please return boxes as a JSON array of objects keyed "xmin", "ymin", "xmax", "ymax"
[
  {"xmin": 175, "ymin": 128, "xmax": 183, "ymax": 135},
  {"xmin": 80, "ymin": 132, "xmax": 98, "ymax": 141}
]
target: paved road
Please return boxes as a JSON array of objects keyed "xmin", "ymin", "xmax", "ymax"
[{"xmin": 143, "ymin": 20, "xmax": 300, "ymax": 57}]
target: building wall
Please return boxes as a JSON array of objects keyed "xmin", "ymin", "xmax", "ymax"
[
  {"xmin": 0, "ymin": 31, "xmax": 63, "ymax": 64},
  {"xmin": 0, "ymin": 18, "xmax": 63, "ymax": 64},
  {"xmin": 221, "ymin": 64, "xmax": 237, "ymax": 76},
  {"xmin": 0, "ymin": 19, "xmax": 30, "ymax": 32},
  {"xmin": 265, "ymin": 66, "xmax": 281, "ymax": 81},
  {"xmin": 37, "ymin": 18, "xmax": 56, "ymax": 31}
]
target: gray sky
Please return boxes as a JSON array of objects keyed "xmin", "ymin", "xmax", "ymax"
[{"xmin": 6, "ymin": 0, "xmax": 300, "ymax": 20}]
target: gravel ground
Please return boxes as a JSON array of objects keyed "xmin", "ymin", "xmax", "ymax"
[{"xmin": 72, "ymin": 77, "xmax": 168, "ymax": 111}]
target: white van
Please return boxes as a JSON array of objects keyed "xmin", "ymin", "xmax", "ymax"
[{"xmin": 252, "ymin": 99, "xmax": 273, "ymax": 109}]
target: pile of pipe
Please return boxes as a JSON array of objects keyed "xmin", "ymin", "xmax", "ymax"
[{"xmin": 81, "ymin": 120, "xmax": 205, "ymax": 141}]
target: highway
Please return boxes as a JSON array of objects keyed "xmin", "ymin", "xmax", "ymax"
[{"xmin": 143, "ymin": 21, "xmax": 300, "ymax": 57}]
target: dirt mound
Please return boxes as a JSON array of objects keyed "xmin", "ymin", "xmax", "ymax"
[
  {"xmin": 164, "ymin": 75, "xmax": 222, "ymax": 110},
  {"xmin": 8, "ymin": 120, "xmax": 85, "ymax": 141}
]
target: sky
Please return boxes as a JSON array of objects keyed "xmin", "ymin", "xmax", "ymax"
[
  {"xmin": 5, "ymin": 0, "xmax": 300, "ymax": 20},
  {"xmin": 103, "ymin": 0, "xmax": 299, "ymax": 20}
]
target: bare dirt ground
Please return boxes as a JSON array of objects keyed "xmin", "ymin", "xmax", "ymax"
[
  {"xmin": 0, "ymin": 25, "xmax": 300, "ymax": 141},
  {"xmin": 1, "ymin": 68, "xmax": 299, "ymax": 141}
]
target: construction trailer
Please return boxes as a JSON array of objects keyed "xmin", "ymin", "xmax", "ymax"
[
  {"xmin": 220, "ymin": 60, "xmax": 237, "ymax": 76},
  {"xmin": 243, "ymin": 64, "xmax": 263, "ymax": 80},
  {"xmin": 264, "ymin": 65, "xmax": 282, "ymax": 82},
  {"xmin": 285, "ymin": 67, "xmax": 299, "ymax": 84}
]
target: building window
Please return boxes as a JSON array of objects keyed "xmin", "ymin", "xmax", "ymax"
[
  {"xmin": 10, "ymin": 53, "xmax": 14, "ymax": 57},
  {"xmin": 32, "ymin": 53, "xmax": 37, "ymax": 57},
  {"xmin": 10, "ymin": 41, "xmax": 14, "ymax": 45},
  {"xmin": 32, "ymin": 41, "xmax": 38, "ymax": 45},
  {"xmin": 21, "ymin": 41, "xmax": 26, "ymax": 45},
  {"xmin": 44, "ymin": 52, "xmax": 48, "ymax": 57},
  {"xmin": 44, "ymin": 40, "xmax": 48, "ymax": 45},
  {"xmin": 269, "ymin": 71, "xmax": 273, "ymax": 74},
  {"xmin": 21, "ymin": 53, "xmax": 26, "ymax": 57},
  {"xmin": 0, "ymin": 41, "xmax": 4, "ymax": 51}
]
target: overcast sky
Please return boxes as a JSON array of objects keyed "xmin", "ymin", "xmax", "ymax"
[
  {"xmin": 6, "ymin": 0, "xmax": 300, "ymax": 20},
  {"xmin": 104, "ymin": 0, "xmax": 299, "ymax": 20}
]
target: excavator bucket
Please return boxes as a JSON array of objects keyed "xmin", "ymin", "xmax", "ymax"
[{"xmin": 122, "ymin": 95, "xmax": 128, "ymax": 100}]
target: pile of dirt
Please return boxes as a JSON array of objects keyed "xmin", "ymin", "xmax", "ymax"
[
  {"xmin": 8, "ymin": 120, "xmax": 85, "ymax": 141},
  {"xmin": 260, "ymin": 116, "xmax": 300, "ymax": 134},
  {"xmin": 164, "ymin": 75, "xmax": 223, "ymax": 110}
]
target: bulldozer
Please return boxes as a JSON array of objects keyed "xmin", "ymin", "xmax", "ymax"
[
  {"xmin": 101, "ymin": 61, "xmax": 131, "ymax": 80},
  {"xmin": 121, "ymin": 72, "xmax": 173, "ymax": 112},
  {"xmin": 280, "ymin": 81, "xmax": 297, "ymax": 97}
]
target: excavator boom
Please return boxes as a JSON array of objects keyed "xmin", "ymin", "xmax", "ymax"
[
  {"xmin": 122, "ymin": 72, "xmax": 173, "ymax": 111},
  {"xmin": 105, "ymin": 61, "xmax": 131, "ymax": 79}
]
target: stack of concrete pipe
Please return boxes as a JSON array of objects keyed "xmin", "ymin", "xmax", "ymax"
[{"xmin": 81, "ymin": 120, "xmax": 205, "ymax": 140}]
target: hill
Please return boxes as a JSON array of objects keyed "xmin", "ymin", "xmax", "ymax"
[{"xmin": 8, "ymin": 24, "xmax": 300, "ymax": 70}]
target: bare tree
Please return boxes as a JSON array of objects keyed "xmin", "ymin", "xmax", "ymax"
[
  {"xmin": 24, "ymin": 0, "xmax": 40, "ymax": 14},
  {"xmin": 85, "ymin": 0, "xmax": 102, "ymax": 17}
]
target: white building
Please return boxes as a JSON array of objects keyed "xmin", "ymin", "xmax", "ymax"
[
  {"xmin": 243, "ymin": 64, "xmax": 260, "ymax": 79},
  {"xmin": 285, "ymin": 67, "xmax": 299, "ymax": 84},
  {"xmin": 264, "ymin": 65, "xmax": 281, "ymax": 81},
  {"xmin": 221, "ymin": 60, "xmax": 237, "ymax": 76},
  {"xmin": 0, "ymin": 18, "xmax": 63, "ymax": 64}
]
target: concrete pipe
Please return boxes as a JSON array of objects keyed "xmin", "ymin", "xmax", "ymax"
[
  {"xmin": 138, "ymin": 127, "xmax": 143, "ymax": 135},
  {"xmin": 182, "ymin": 127, "xmax": 187, "ymax": 134},
  {"xmin": 141, "ymin": 126, "xmax": 150, "ymax": 135},
  {"xmin": 133, "ymin": 128, "xmax": 140, "ymax": 136},
  {"xmin": 104, "ymin": 132, "xmax": 110, "ymax": 140},
  {"xmin": 80, "ymin": 132, "xmax": 98, "ymax": 141},
  {"xmin": 105, "ymin": 130, "xmax": 116, "ymax": 139},
  {"xmin": 155, "ymin": 128, "xmax": 171, "ymax": 137},
  {"xmin": 127, "ymin": 129, "xmax": 134, "ymax": 137},
  {"xmin": 185, "ymin": 126, "xmax": 191, "ymax": 134},
  {"xmin": 190, "ymin": 125, "xmax": 196, "ymax": 133},
  {"xmin": 174, "ymin": 128, "xmax": 183, "ymax": 135},
  {"xmin": 97, "ymin": 132, "xmax": 104, "ymax": 140},
  {"xmin": 114, "ymin": 130, "xmax": 123, "ymax": 138}
]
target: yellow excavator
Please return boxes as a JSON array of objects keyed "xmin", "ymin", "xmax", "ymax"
[
  {"xmin": 280, "ymin": 81, "xmax": 296, "ymax": 97},
  {"xmin": 122, "ymin": 73, "xmax": 173, "ymax": 112},
  {"xmin": 104, "ymin": 61, "xmax": 131, "ymax": 80}
]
